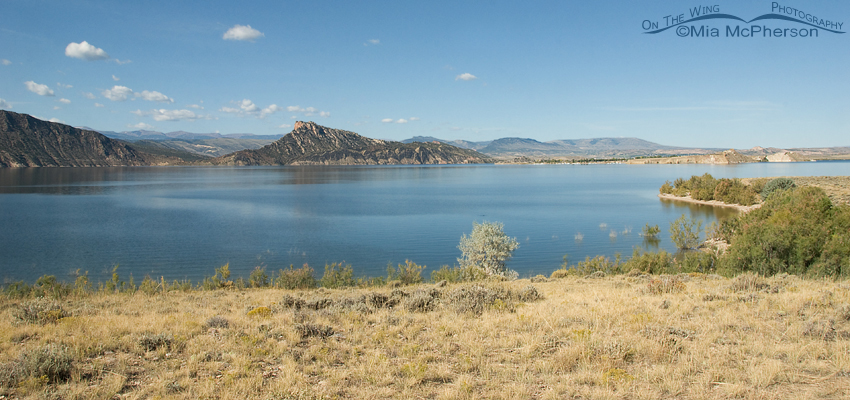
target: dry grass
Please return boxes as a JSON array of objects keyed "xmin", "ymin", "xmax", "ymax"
[
  {"xmin": 742, "ymin": 176, "xmax": 850, "ymax": 205},
  {"xmin": 2, "ymin": 275, "xmax": 850, "ymax": 399}
]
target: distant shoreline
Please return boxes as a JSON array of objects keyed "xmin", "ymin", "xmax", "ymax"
[{"xmin": 658, "ymin": 193, "xmax": 761, "ymax": 212}]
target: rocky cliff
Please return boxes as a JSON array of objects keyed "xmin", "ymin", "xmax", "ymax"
[
  {"xmin": 212, "ymin": 121, "xmax": 492, "ymax": 166},
  {"xmin": 0, "ymin": 110, "xmax": 156, "ymax": 167}
]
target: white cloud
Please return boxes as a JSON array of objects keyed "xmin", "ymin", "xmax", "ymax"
[
  {"xmin": 82, "ymin": 92, "xmax": 96, "ymax": 99},
  {"xmin": 278, "ymin": 123, "xmax": 291, "ymax": 129},
  {"xmin": 239, "ymin": 99, "xmax": 259, "ymax": 113},
  {"xmin": 112, "ymin": 59, "xmax": 132, "ymax": 65},
  {"xmin": 94, "ymin": 103, "xmax": 104, "ymax": 108},
  {"xmin": 223, "ymin": 24, "xmax": 264, "ymax": 41},
  {"xmin": 133, "ymin": 108, "xmax": 214, "ymax": 122},
  {"xmin": 396, "ymin": 119, "xmax": 408, "ymax": 124},
  {"xmin": 1, "ymin": 59, "xmax": 11, "ymax": 66},
  {"xmin": 65, "ymin": 41, "xmax": 109, "ymax": 61},
  {"xmin": 102, "ymin": 85, "xmax": 133, "ymax": 101},
  {"xmin": 188, "ymin": 104, "xmax": 204, "ymax": 109},
  {"xmin": 410, "ymin": 117, "xmax": 420, "ymax": 121},
  {"xmin": 364, "ymin": 39, "xmax": 380, "ymax": 46},
  {"xmin": 128, "ymin": 122, "xmax": 155, "ymax": 130},
  {"xmin": 59, "ymin": 98, "xmax": 71, "ymax": 104},
  {"xmin": 112, "ymin": 75, "xmax": 120, "ymax": 81},
  {"xmin": 135, "ymin": 90, "xmax": 174, "ymax": 103},
  {"xmin": 48, "ymin": 117, "xmax": 65, "ymax": 124},
  {"xmin": 25, "ymin": 81, "xmax": 55, "ymax": 96},
  {"xmin": 53, "ymin": 106, "xmax": 61, "ymax": 110},
  {"xmin": 287, "ymin": 105, "xmax": 328, "ymax": 117},
  {"xmin": 57, "ymin": 82, "xmax": 72, "ymax": 89},
  {"xmin": 382, "ymin": 117, "xmax": 417, "ymax": 124},
  {"xmin": 260, "ymin": 104, "xmax": 282, "ymax": 118},
  {"xmin": 381, "ymin": 118, "xmax": 394, "ymax": 123},
  {"xmin": 0, "ymin": 98, "xmax": 11, "ymax": 109},
  {"xmin": 455, "ymin": 73, "xmax": 477, "ymax": 81}
]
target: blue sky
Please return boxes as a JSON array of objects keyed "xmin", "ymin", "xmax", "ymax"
[{"xmin": 1, "ymin": 0, "xmax": 848, "ymax": 148}]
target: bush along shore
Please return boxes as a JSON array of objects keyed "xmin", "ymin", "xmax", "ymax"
[{"xmin": 2, "ymin": 177, "xmax": 850, "ymax": 399}]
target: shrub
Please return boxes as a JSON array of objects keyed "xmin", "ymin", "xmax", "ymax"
[
  {"xmin": 204, "ymin": 316, "xmax": 230, "ymax": 329},
  {"xmin": 714, "ymin": 178, "xmax": 758, "ymax": 206},
  {"xmin": 249, "ymin": 266, "xmax": 269, "ymax": 288},
  {"xmin": 274, "ymin": 264, "xmax": 317, "ymax": 289},
  {"xmin": 659, "ymin": 181, "xmax": 673, "ymax": 194},
  {"xmin": 689, "ymin": 173, "xmax": 718, "ymax": 201},
  {"xmin": 457, "ymin": 221, "xmax": 519, "ymax": 279},
  {"xmin": 200, "ymin": 263, "xmax": 233, "ymax": 290},
  {"xmin": 761, "ymin": 177, "xmax": 796, "ymax": 199},
  {"xmin": 718, "ymin": 186, "xmax": 836, "ymax": 276},
  {"xmin": 33, "ymin": 275, "xmax": 71, "ymax": 298},
  {"xmin": 247, "ymin": 306, "xmax": 272, "ymax": 318},
  {"xmin": 320, "ymin": 262, "xmax": 355, "ymax": 289},
  {"xmin": 676, "ymin": 251, "xmax": 715, "ymax": 273},
  {"xmin": 670, "ymin": 214, "xmax": 702, "ymax": 250},
  {"xmin": 139, "ymin": 276, "xmax": 161, "ymax": 295},
  {"xmin": 621, "ymin": 248, "xmax": 673, "ymax": 275},
  {"xmin": 641, "ymin": 223, "xmax": 660, "ymax": 238},
  {"xmin": 0, "ymin": 344, "xmax": 74, "ymax": 386},
  {"xmin": 387, "ymin": 260, "xmax": 425, "ymax": 285},
  {"xmin": 15, "ymin": 298, "xmax": 68, "ymax": 324},
  {"xmin": 139, "ymin": 333, "xmax": 174, "ymax": 351}
]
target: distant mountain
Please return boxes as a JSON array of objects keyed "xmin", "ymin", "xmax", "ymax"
[
  {"xmin": 0, "ymin": 110, "xmax": 189, "ymax": 167},
  {"xmin": 96, "ymin": 129, "xmax": 283, "ymax": 142},
  {"xmin": 213, "ymin": 121, "xmax": 492, "ymax": 166},
  {"xmin": 404, "ymin": 135, "xmax": 717, "ymax": 159}
]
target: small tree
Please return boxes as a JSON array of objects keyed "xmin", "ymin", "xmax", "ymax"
[
  {"xmin": 457, "ymin": 221, "xmax": 519, "ymax": 279},
  {"xmin": 669, "ymin": 214, "xmax": 702, "ymax": 250}
]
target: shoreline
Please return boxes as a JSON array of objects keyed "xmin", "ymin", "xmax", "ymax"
[{"xmin": 658, "ymin": 193, "xmax": 762, "ymax": 212}]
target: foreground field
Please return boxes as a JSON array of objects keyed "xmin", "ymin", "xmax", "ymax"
[{"xmin": 2, "ymin": 274, "xmax": 850, "ymax": 399}]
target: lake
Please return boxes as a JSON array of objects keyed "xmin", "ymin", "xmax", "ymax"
[{"xmin": 1, "ymin": 162, "xmax": 847, "ymax": 284}]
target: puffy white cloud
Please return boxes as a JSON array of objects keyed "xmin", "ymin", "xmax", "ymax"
[
  {"xmin": 223, "ymin": 24, "xmax": 264, "ymax": 41},
  {"xmin": 94, "ymin": 103, "xmax": 104, "ymax": 108},
  {"xmin": 381, "ymin": 118, "xmax": 394, "ymax": 123},
  {"xmin": 0, "ymin": 98, "xmax": 12, "ymax": 109},
  {"xmin": 188, "ymin": 104, "xmax": 204, "ymax": 109},
  {"xmin": 287, "ymin": 105, "xmax": 328, "ymax": 117},
  {"xmin": 112, "ymin": 75, "xmax": 120, "ymax": 81},
  {"xmin": 48, "ymin": 117, "xmax": 65, "ymax": 124},
  {"xmin": 260, "ymin": 104, "xmax": 282, "ymax": 118},
  {"xmin": 102, "ymin": 85, "xmax": 133, "ymax": 101},
  {"xmin": 221, "ymin": 99, "xmax": 281, "ymax": 118},
  {"xmin": 25, "ymin": 81, "xmax": 55, "ymax": 96},
  {"xmin": 135, "ymin": 90, "xmax": 174, "ymax": 103},
  {"xmin": 132, "ymin": 109, "xmax": 213, "ymax": 122},
  {"xmin": 455, "ymin": 73, "xmax": 477, "ymax": 81},
  {"xmin": 82, "ymin": 92, "xmax": 96, "ymax": 99},
  {"xmin": 239, "ymin": 99, "xmax": 259, "ymax": 113},
  {"xmin": 112, "ymin": 59, "xmax": 132, "ymax": 65},
  {"xmin": 1, "ymin": 59, "xmax": 11, "ymax": 66},
  {"xmin": 409, "ymin": 117, "xmax": 420, "ymax": 121},
  {"xmin": 128, "ymin": 122, "xmax": 155, "ymax": 130},
  {"xmin": 396, "ymin": 119, "xmax": 408, "ymax": 124},
  {"xmin": 57, "ymin": 82, "xmax": 72, "ymax": 89},
  {"xmin": 59, "ymin": 98, "xmax": 71, "ymax": 104},
  {"xmin": 65, "ymin": 41, "xmax": 109, "ymax": 61}
]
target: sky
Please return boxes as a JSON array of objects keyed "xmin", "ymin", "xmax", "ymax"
[{"xmin": 1, "ymin": 0, "xmax": 848, "ymax": 148}]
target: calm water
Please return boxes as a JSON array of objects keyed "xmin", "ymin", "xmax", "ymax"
[{"xmin": 1, "ymin": 162, "xmax": 847, "ymax": 283}]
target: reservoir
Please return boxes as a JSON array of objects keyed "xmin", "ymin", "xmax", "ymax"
[{"xmin": 1, "ymin": 162, "xmax": 847, "ymax": 284}]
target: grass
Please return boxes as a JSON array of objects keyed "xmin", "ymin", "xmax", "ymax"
[{"xmin": 2, "ymin": 274, "xmax": 850, "ymax": 399}]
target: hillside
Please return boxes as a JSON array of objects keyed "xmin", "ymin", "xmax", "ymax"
[
  {"xmin": 405, "ymin": 135, "xmax": 716, "ymax": 159},
  {"xmin": 0, "ymin": 111, "xmax": 187, "ymax": 167},
  {"xmin": 213, "ymin": 121, "xmax": 492, "ymax": 166}
]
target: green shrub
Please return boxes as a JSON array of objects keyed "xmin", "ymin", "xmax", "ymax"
[
  {"xmin": 713, "ymin": 178, "xmax": 758, "ymax": 206},
  {"xmin": 139, "ymin": 276, "xmax": 160, "ymax": 295},
  {"xmin": 567, "ymin": 255, "xmax": 619, "ymax": 276},
  {"xmin": 15, "ymin": 298, "xmax": 68, "ymax": 324},
  {"xmin": 641, "ymin": 223, "xmax": 660, "ymax": 238},
  {"xmin": 274, "ymin": 264, "xmax": 317, "ymax": 290},
  {"xmin": 431, "ymin": 265, "xmax": 487, "ymax": 283},
  {"xmin": 676, "ymin": 251, "xmax": 715, "ymax": 273},
  {"xmin": 749, "ymin": 178, "xmax": 769, "ymax": 194},
  {"xmin": 199, "ymin": 263, "xmax": 233, "ymax": 290},
  {"xmin": 689, "ymin": 173, "xmax": 718, "ymax": 201},
  {"xmin": 718, "ymin": 186, "xmax": 837, "ymax": 276},
  {"xmin": 249, "ymin": 266, "xmax": 270, "ymax": 288},
  {"xmin": 659, "ymin": 181, "xmax": 673, "ymax": 194},
  {"xmin": 387, "ymin": 260, "xmax": 425, "ymax": 285},
  {"xmin": 761, "ymin": 177, "xmax": 796, "ymax": 200},
  {"xmin": 621, "ymin": 248, "xmax": 673, "ymax": 274},
  {"xmin": 320, "ymin": 262, "xmax": 355, "ymax": 289},
  {"xmin": 670, "ymin": 214, "xmax": 702, "ymax": 250}
]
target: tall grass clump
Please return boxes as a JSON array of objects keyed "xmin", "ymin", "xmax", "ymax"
[
  {"xmin": 0, "ymin": 344, "xmax": 74, "ymax": 387},
  {"xmin": 319, "ymin": 262, "xmax": 355, "ymax": 288}
]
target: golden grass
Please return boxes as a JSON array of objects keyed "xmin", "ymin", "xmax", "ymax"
[{"xmin": 2, "ymin": 274, "xmax": 850, "ymax": 399}]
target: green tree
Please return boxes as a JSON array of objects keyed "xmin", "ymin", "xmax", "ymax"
[
  {"xmin": 458, "ymin": 221, "xmax": 520, "ymax": 279},
  {"xmin": 669, "ymin": 214, "xmax": 702, "ymax": 250}
]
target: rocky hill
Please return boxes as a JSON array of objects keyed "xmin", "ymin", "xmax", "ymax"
[
  {"xmin": 212, "ymin": 121, "xmax": 492, "ymax": 166},
  {"xmin": 0, "ymin": 110, "xmax": 171, "ymax": 167}
]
